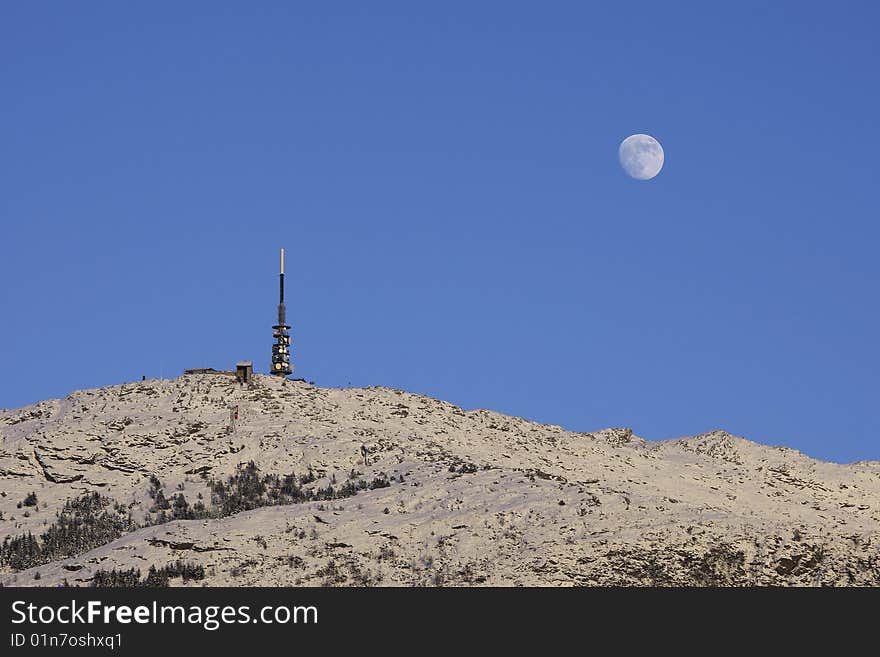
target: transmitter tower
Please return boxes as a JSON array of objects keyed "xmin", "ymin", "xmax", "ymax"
[{"xmin": 271, "ymin": 248, "xmax": 293, "ymax": 376}]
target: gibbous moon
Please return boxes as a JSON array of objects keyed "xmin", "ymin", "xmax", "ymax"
[{"xmin": 618, "ymin": 134, "xmax": 664, "ymax": 180}]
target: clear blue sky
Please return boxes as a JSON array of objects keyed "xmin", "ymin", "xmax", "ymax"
[{"xmin": 2, "ymin": 2, "xmax": 877, "ymax": 463}]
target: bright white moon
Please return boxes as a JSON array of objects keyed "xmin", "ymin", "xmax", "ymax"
[{"xmin": 618, "ymin": 134, "xmax": 664, "ymax": 180}]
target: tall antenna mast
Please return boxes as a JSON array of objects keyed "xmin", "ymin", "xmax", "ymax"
[{"xmin": 270, "ymin": 248, "xmax": 293, "ymax": 376}]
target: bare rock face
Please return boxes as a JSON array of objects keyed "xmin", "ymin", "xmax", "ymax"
[{"xmin": 1, "ymin": 374, "xmax": 878, "ymax": 587}]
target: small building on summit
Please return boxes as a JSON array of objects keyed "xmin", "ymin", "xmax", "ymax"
[{"xmin": 236, "ymin": 361, "xmax": 254, "ymax": 384}]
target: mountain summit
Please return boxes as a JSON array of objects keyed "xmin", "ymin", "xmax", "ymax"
[{"xmin": 1, "ymin": 373, "xmax": 878, "ymax": 586}]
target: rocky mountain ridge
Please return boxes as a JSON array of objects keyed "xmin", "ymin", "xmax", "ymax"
[{"xmin": 1, "ymin": 373, "xmax": 878, "ymax": 586}]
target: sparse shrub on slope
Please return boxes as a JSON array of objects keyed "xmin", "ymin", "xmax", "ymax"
[
  {"xmin": 40, "ymin": 493, "xmax": 137, "ymax": 561},
  {"xmin": 90, "ymin": 567, "xmax": 142, "ymax": 587},
  {"xmin": 0, "ymin": 493, "xmax": 136, "ymax": 571},
  {"xmin": 208, "ymin": 461, "xmax": 392, "ymax": 517},
  {"xmin": 210, "ymin": 461, "xmax": 267, "ymax": 516},
  {"xmin": 0, "ymin": 533, "xmax": 41, "ymax": 571},
  {"xmin": 82, "ymin": 560, "xmax": 206, "ymax": 587},
  {"xmin": 1, "ymin": 463, "xmax": 392, "ymax": 573}
]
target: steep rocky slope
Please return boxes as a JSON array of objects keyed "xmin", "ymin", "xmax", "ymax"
[{"xmin": 1, "ymin": 373, "xmax": 878, "ymax": 586}]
